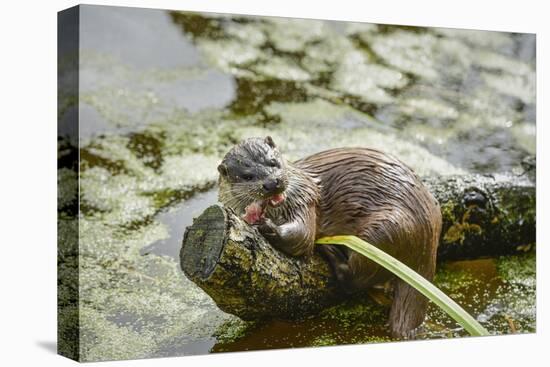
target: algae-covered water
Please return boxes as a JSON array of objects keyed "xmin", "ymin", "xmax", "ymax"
[{"xmin": 58, "ymin": 5, "xmax": 536, "ymax": 361}]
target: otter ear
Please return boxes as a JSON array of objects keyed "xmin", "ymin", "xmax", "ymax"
[
  {"xmin": 265, "ymin": 136, "xmax": 276, "ymax": 148},
  {"xmin": 217, "ymin": 163, "xmax": 228, "ymax": 177}
]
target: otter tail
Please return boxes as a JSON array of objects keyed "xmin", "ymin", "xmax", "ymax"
[
  {"xmin": 389, "ymin": 201, "xmax": 442, "ymax": 338},
  {"xmin": 389, "ymin": 278, "xmax": 431, "ymax": 338}
]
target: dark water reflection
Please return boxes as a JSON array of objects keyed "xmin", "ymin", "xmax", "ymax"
[
  {"xmin": 142, "ymin": 189, "xmax": 218, "ymax": 258},
  {"xmin": 78, "ymin": 5, "xmax": 235, "ymax": 139},
  {"xmin": 81, "ymin": 6, "xmax": 201, "ymax": 69}
]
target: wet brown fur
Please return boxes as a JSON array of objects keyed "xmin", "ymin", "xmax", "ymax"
[{"xmin": 218, "ymin": 138, "xmax": 442, "ymax": 338}]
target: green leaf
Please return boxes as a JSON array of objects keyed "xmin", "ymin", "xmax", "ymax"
[{"xmin": 315, "ymin": 235, "xmax": 490, "ymax": 337}]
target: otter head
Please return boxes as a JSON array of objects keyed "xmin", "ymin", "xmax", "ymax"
[{"xmin": 218, "ymin": 136, "xmax": 288, "ymax": 213}]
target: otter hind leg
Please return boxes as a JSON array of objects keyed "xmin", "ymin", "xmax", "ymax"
[{"xmin": 316, "ymin": 245, "xmax": 353, "ymax": 290}]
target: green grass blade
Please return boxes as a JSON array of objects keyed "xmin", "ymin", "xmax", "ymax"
[{"xmin": 315, "ymin": 235, "xmax": 490, "ymax": 336}]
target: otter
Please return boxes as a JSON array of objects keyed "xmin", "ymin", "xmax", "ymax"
[{"xmin": 217, "ymin": 136, "xmax": 442, "ymax": 338}]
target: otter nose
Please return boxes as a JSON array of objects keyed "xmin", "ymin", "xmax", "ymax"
[{"xmin": 262, "ymin": 178, "xmax": 281, "ymax": 193}]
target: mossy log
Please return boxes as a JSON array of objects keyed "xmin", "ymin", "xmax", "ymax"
[
  {"xmin": 180, "ymin": 172, "xmax": 535, "ymax": 320},
  {"xmin": 424, "ymin": 172, "xmax": 535, "ymax": 260},
  {"xmin": 180, "ymin": 205, "xmax": 340, "ymax": 319}
]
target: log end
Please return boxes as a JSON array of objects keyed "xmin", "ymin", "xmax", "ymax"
[{"xmin": 180, "ymin": 204, "xmax": 228, "ymax": 281}]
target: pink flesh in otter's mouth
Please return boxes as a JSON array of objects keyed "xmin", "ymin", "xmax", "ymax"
[
  {"xmin": 268, "ymin": 193, "xmax": 285, "ymax": 207},
  {"xmin": 243, "ymin": 201, "xmax": 266, "ymax": 225},
  {"xmin": 242, "ymin": 193, "xmax": 285, "ymax": 225}
]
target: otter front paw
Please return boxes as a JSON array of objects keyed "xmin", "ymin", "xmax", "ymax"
[
  {"xmin": 256, "ymin": 218, "xmax": 281, "ymax": 242},
  {"xmin": 256, "ymin": 219, "xmax": 309, "ymax": 257}
]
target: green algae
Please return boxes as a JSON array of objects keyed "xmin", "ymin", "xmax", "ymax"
[
  {"xmin": 164, "ymin": 12, "xmax": 534, "ymax": 175},
  {"xmin": 482, "ymin": 72, "xmax": 535, "ymax": 105},
  {"xmin": 73, "ymin": 116, "xmax": 238, "ymax": 361},
  {"xmin": 210, "ymin": 252, "xmax": 534, "ymax": 350},
  {"xmin": 263, "ymin": 18, "xmax": 327, "ymax": 53},
  {"xmin": 213, "ymin": 318, "xmax": 258, "ymax": 344},
  {"xmin": 497, "ymin": 252, "xmax": 536, "ymax": 287},
  {"xmin": 511, "ymin": 123, "xmax": 536, "ymax": 155},
  {"xmin": 425, "ymin": 254, "xmax": 536, "ymax": 337},
  {"xmin": 492, "ymin": 253, "xmax": 536, "ymax": 332},
  {"xmin": 212, "ymin": 298, "xmax": 391, "ymax": 352},
  {"xmin": 252, "ymin": 56, "xmax": 312, "ymax": 81},
  {"xmin": 257, "ymin": 98, "xmax": 464, "ymax": 175},
  {"xmin": 58, "ymin": 168, "xmax": 78, "ymax": 209},
  {"xmin": 432, "ymin": 28, "xmax": 515, "ymax": 50},
  {"xmin": 309, "ymin": 333, "xmax": 391, "ymax": 347},
  {"xmin": 319, "ymin": 297, "xmax": 387, "ymax": 328},
  {"xmin": 399, "ymin": 98, "xmax": 459, "ymax": 120},
  {"xmin": 73, "ymin": 211, "xmax": 237, "ymax": 361},
  {"xmin": 331, "ymin": 56, "xmax": 407, "ymax": 104},
  {"xmin": 367, "ymin": 31, "xmax": 443, "ymax": 80},
  {"xmin": 309, "ymin": 335, "xmax": 338, "ymax": 347}
]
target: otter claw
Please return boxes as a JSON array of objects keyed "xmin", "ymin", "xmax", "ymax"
[{"xmin": 257, "ymin": 219, "xmax": 279, "ymax": 239}]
